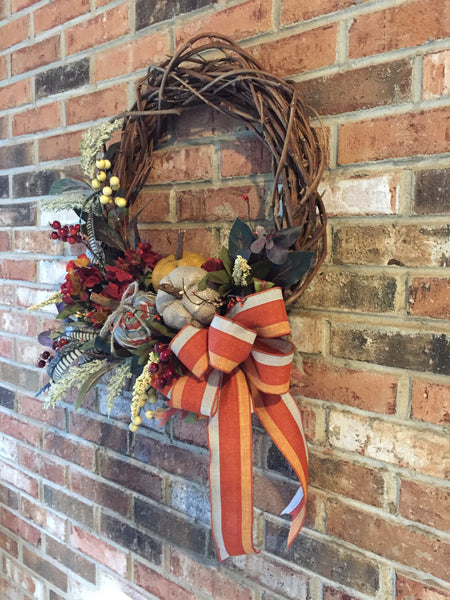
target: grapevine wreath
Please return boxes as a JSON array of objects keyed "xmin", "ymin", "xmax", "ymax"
[{"xmin": 32, "ymin": 34, "xmax": 327, "ymax": 560}]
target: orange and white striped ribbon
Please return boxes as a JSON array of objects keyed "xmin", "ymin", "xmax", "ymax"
[{"xmin": 161, "ymin": 287, "xmax": 308, "ymax": 561}]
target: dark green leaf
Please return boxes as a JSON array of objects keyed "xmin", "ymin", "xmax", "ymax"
[
  {"xmin": 250, "ymin": 258, "xmax": 272, "ymax": 279},
  {"xmin": 273, "ymin": 226, "xmax": 303, "ymax": 248},
  {"xmin": 183, "ymin": 412, "xmax": 198, "ymax": 424},
  {"xmin": 219, "ymin": 246, "xmax": 233, "ymax": 275},
  {"xmin": 197, "ymin": 274, "xmax": 208, "ymax": 291},
  {"xmin": 228, "ymin": 218, "xmax": 255, "ymax": 261},
  {"xmin": 50, "ymin": 178, "xmax": 92, "ymax": 196},
  {"xmin": 218, "ymin": 283, "xmax": 232, "ymax": 296},
  {"xmin": 206, "ymin": 270, "xmax": 231, "ymax": 285},
  {"xmin": 269, "ymin": 251, "xmax": 314, "ymax": 288},
  {"xmin": 92, "ymin": 216, "xmax": 127, "ymax": 252}
]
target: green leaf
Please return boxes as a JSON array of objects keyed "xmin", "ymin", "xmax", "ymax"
[
  {"xmin": 250, "ymin": 258, "xmax": 272, "ymax": 279},
  {"xmin": 228, "ymin": 218, "xmax": 255, "ymax": 261},
  {"xmin": 75, "ymin": 362, "xmax": 116, "ymax": 410},
  {"xmin": 253, "ymin": 278, "xmax": 275, "ymax": 292},
  {"xmin": 218, "ymin": 283, "xmax": 232, "ymax": 296},
  {"xmin": 50, "ymin": 178, "xmax": 92, "ymax": 196},
  {"xmin": 197, "ymin": 274, "xmax": 208, "ymax": 291},
  {"xmin": 219, "ymin": 246, "xmax": 233, "ymax": 276},
  {"xmin": 183, "ymin": 412, "xmax": 198, "ymax": 424},
  {"xmin": 56, "ymin": 304, "xmax": 84, "ymax": 320},
  {"xmin": 269, "ymin": 251, "xmax": 314, "ymax": 288},
  {"xmin": 205, "ymin": 270, "xmax": 230, "ymax": 285}
]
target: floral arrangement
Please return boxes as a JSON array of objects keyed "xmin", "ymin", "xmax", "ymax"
[{"xmin": 31, "ymin": 34, "xmax": 326, "ymax": 561}]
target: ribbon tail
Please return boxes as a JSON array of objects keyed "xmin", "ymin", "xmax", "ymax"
[
  {"xmin": 254, "ymin": 390, "xmax": 309, "ymax": 547},
  {"xmin": 207, "ymin": 370, "xmax": 258, "ymax": 561}
]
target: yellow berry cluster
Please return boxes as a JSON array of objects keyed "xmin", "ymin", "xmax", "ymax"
[
  {"xmin": 91, "ymin": 159, "xmax": 127, "ymax": 208},
  {"xmin": 129, "ymin": 354, "xmax": 158, "ymax": 432}
]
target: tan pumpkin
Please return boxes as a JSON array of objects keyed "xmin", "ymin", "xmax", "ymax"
[
  {"xmin": 156, "ymin": 266, "xmax": 220, "ymax": 330},
  {"xmin": 151, "ymin": 251, "xmax": 206, "ymax": 291}
]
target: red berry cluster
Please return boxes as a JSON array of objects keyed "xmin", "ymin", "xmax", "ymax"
[
  {"xmin": 227, "ymin": 296, "xmax": 246, "ymax": 310},
  {"xmin": 36, "ymin": 350, "xmax": 52, "ymax": 369},
  {"xmin": 49, "ymin": 221, "xmax": 82, "ymax": 245},
  {"xmin": 52, "ymin": 338, "xmax": 68, "ymax": 351},
  {"xmin": 149, "ymin": 341, "xmax": 177, "ymax": 388}
]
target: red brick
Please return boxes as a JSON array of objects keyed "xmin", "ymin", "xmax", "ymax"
[
  {"xmin": 328, "ymin": 410, "xmax": 450, "ymax": 479},
  {"xmin": 408, "ymin": 278, "xmax": 450, "ymax": 319},
  {"xmin": 0, "ymin": 335, "xmax": 14, "ymax": 358},
  {"xmin": 396, "ymin": 574, "xmax": 450, "ymax": 599},
  {"xmin": 65, "ymin": 4, "xmax": 129, "ymax": 55},
  {"xmin": 282, "ymin": 0, "xmax": 353, "ymax": 23},
  {"xmin": 176, "ymin": 0, "xmax": 272, "ymax": 46},
  {"xmin": 39, "ymin": 130, "xmax": 83, "ymax": 162},
  {"xmin": 1, "ymin": 508, "xmax": 41, "ymax": 546},
  {"xmin": 70, "ymin": 525, "xmax": 127, "ymax": 577},
  {"xmin": 135, "ymin": 560, "xmax": 197, "ymax": 600},
  {"xmin": 65, "ymin": 85, "xmax": 128, "ymax": 126},
  {"xmin": 411, "ymin": 379, "xmax": 450, "ymax": 425},
  {"xmin": 172, "ymin": 415, "xmax": 208, "ymax": 448},
  {"xmin": 0, "ymin": 577, "xmax": 22, "ymax": 599},
  {"xmin": 0, "ymin": 310, "xmax": 37, "ymax": 337},
  {"xmin": 0, "ymin": 259, "xmax": 36, "ymax": 282},
  {"xmin": 0, "ymin": 231, "xmax": 10, "ymax": 252},
  {"xmin": 298, "ymin": 359, "xmax": 397, "ymax": 414},
  {"xmin": 248, "ymin": 25, "xmax": 338, "ymax": 77},
  {"xmin": 220, "ymin": 138, "xmax": 271, "ymax": 178},
  {"xmin": 16, "ymin": 337, "xmax": 47, "ymax": 366},
  {"xmin": 69, "ymin": 410, "xmax": 128, "ymax": 453},
  {"xmin": 296, "ymin": 60, "xmax": 412, "ymax": 117},
  {"xmin": 170, "ymin": 548, "xmax": 252, "ymax": 600},
  {"xmin": 309, "ymin": 453, "xmax": 385, "ymax": 507},
  {"xmin": 177, "ymin": 105, "xmax": 245, "ymax": 140},
  {"xmin": 11, "ymin": 0, "xmax": 40, "ymax": 11},
  {"xmin": 323, "ymin": 588, "xmax": 361, "ymax": 600},
  {"xmin": 0, "ymin": 284, "xmax": 16, "ymax": 306},
  {"xmin": 43, "ymin": 430, "xmax": 95, "ymax": 469},
  {"xmin": 13, "ymin": 103, "xmax": 61, "ymax": 136},
  {"xmin": 149, "ymin": 145, "xmax": 214, "ymax": 184},
  {"xmin": 0, "ymin": 459, "xmax": 39, "ymax": 496},
  {"xmin": 0, "ymin": 15, "xmax": 29, "ymax": 51},
  {"xmin": 95, "ymin": 31, "xmax": 170, "ymax": 80},
  {"xmin": 100, "ymin": 454, "xmax": 163, "ymax": 499},
  {"xmin": 399, "ymin": 479, "xmax": 449, "ymax": 531},
  {"xmin": 338, "ymin": 107, "xmax": 450, "ymax": 164},
  {"xmin": 14, "ymin": 229, "xmax": 63, "ymax": 255},
  {"xmin": 177, "ymin": 185, "xmax": 265, "ymax": 222},
  {"xmin": 134, "ymin": 435, "xmax": 209, "ymax": 484},
  {"xmin": 11, "ymin": 36, "xmax": 60, "ymax": 75},
  {"xmin": 253, "ymin": 470, "xmax": 303, "ymax": 516},
  {"xmin": 140, "ymin": 226, "xmax": 216, "ymax": 257},
  {"xmin": 327, "ymin": 501, "xmax": 450, "ymax": 580},
  {"xmin": 133, "ymin": 191, "xmax": 171, "ymax": 223},
  {"xmin": 0, "ymin": 56, "xmax": 7, "ymax": 80},
  {"xmin": 0, "ymin": 79, "xmax": 31, "ymax": 110},
  {"xmin": 22, "ymin": 546, "xmax": 67, "ymax": 591},
  {"xmin": 34, "ymin": 0, "xmax": 90, "ymax": 33},
  {"xmin": 20, "ymin": 446, "xmax": 66, "ymax": 485},
  {"xmin": 0, "ymin": 411, "xmax": 41, "ymax": 446},
  {"xmin": 19, "ymin": 394, "xmax": 65, "ymax": 428},
  {"xmin": 0, "ymin": 530, "xmax": 18, "ymax": 557},
  {"xmin": 349, "ymin": 0, "xmax": 449, "ymax": 59},
  {"xmin": 423, "ymin": 49, "xmax": 450, "ymax": 99},
  {"xmin": 70, "ymin": 469, "xmax": 130, "ymax": 514}
]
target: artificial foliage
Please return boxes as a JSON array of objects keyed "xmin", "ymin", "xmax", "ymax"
[{"xmin": 31, "ymin": 34, "xmax": 326, "ymax": 561}]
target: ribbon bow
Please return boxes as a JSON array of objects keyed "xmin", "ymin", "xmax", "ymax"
[{"xmin": 164, "ymin": 287, "xmax": 308, "ymax": 561}]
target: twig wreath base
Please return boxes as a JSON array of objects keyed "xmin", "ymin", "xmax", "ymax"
[
  {"xmin": 114, "ymin": 33, "xmax": 327, "ymax": 304},
  {"xmin": 34, "ymin": 33, "xmax": 328, "ymax": 562}
]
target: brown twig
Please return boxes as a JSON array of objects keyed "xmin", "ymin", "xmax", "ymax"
[{"xmin": 112, "ymin": 33, "xmax": 327, "ymax": 302}]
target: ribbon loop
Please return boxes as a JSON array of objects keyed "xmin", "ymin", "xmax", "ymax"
[
  {"xmin": 208, "ymin": 315, "xmax": 256, "ymax": 373},
  {"xmin": 161, "ymin": 288, "xmax": 308, "ymax": 561}
]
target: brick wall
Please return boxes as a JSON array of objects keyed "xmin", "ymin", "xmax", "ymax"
[{"xmin": 0, "ymin": 0, "xmax": 449, "ymax": 599}]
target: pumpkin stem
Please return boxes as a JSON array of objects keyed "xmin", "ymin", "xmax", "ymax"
[
  {"xmin": 157, "ymin": 283, "xmax": 184, "ymax": 298},
  {"xmin": 174, "ymin": 230, "xmax": 185, "ymax": 261}
]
